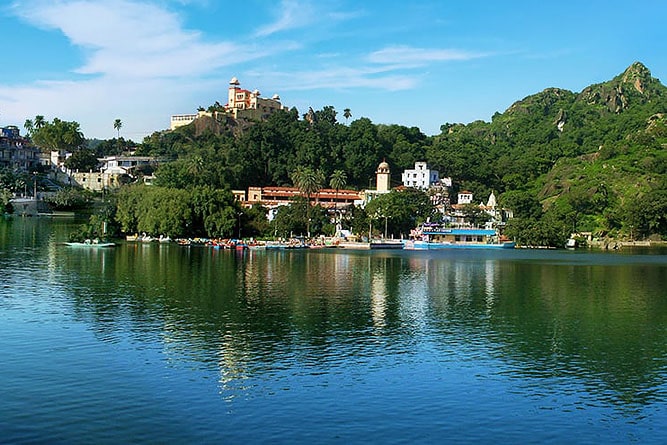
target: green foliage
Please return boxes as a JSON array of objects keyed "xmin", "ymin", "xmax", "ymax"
[
  {"xmin": 64, "ymin": 148, "xmax": 99, "ymax": 172},
  {"xmin": 0, "ymin": 168, "xmax": 29, "ymax": 194},
  {"xmin": 109, "ymin": 63, "xmax": 667, "ymax": 244},
  {"xmin": 242, "ymin": 205, "xmax": 270, "ymax": 238},
  {"xmin": 31, "ymin": 117, "xmax": 84, "ymax": 152},
  {"xmin": 44, "ymin": 187, "xmax": 93, "ymax": 210},
  {"xmin": 365, "ymin": 188, "xmax": 435, "ymax": 237},
  {"xmin": 113, "ymin": 184, "xmax": 243, "ymax": 238},
  {"xmin": 271, "ymin": 196, "xmax": 329, "ymax": 238},
  {"xmin": 1, "ymin": 188, "xmax": 13, "ymax": 213},
  {"xmin": 622, "ymin": 181, "xmax": 667, "ymax": 239},
  {"xmin": 459, "ymin": 203, "xmax": 492, "ymax": 227}
]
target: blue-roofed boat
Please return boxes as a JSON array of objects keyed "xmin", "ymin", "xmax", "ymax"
[{"xmin": 404, "ymin": 226, "xmax": 515, "ymax": 250}]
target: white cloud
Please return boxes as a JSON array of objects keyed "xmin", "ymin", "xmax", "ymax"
[
  {"xmin": 1, "ymin": 0, "xmax": 278, "ymax": 138},
  {"xmin": 252, "ymin": 66, "xmax": 419, "ymax": 92},
  {"xmin": 368, "ymin": 45, "xmax": 486, "ymax": 67},
  {"xmin": 0, "ymin": 1, "xmax": 491, "ymax": 139},
  {"xmin": 254, "ymin": 0, "xmax": 315, "ymax": 37},
  {"xmin": 12, "ymin": 0, "xmax": 263, "ymax": 79}
]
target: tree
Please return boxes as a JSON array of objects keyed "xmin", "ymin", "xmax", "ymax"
[
  {"xmin": 64, "ymin": 148, "xmax": 99, "ymax": 172},
  {"xmin": 460, "ymin": 203, "xmax": 492, "ymax": 227},
  {"xmin": 343, "ymin": 108, "xmax": 352, "ymax": 122},
  {"xmin": 44, "ymin": 187, "xmax": 93, "ymax": 210},
  {"xmin": 114, "ymin": 119, "xmax": 123, "ymax": 152},
  {"xmin": 329, "ymin": 169, "xmax": 348, "ymax": 228},
  {"xmin": 24, "ymin": 119, "xmax": 34, "ymax": 136},
  {"xmin": 31, "ymin": 117, "xmax": 84, "ymax": 153},
  {"xmin": 1, "ymin": 188, "xmax": 13, "ymax": 214},
  {"xmin": 34, "ymin": 115, "xmax": 45, "ymax": 130},
  {"xmin": 114, "ymin": 119, "xmax": 122, "ymax": 138},
  {"xmin": 271, "ymin": 196, "xmax": 329, "ymax": 238},
  {"xmin": 365, "ymin": 188, "xmax": 434, "ymax": 237},
  {"xmin": 290, "ymin": 166, "xmax": 325, "ymax": 237}
]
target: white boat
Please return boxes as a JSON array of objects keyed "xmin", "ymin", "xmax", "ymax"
[
  {"xmin": 404, "ymin": 225, "xmax": 516, "ymax": 250},
  {"xmin": 159, "ymin": 235, "xmax": 172, "ymax": 243},
  {"xmin": 565, "ymin": 238, "xmax": 577, "ymax": 249},
  {"xmin": 65, "ymin": 239, "xmax": 115, "ymax": 248}
]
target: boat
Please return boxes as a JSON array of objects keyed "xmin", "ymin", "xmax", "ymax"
[
  {"xmin": 158, "ymin": 235, "xmax": 172, "ymax": 243},
  {"xmin": 404, "ymin": 225, "xmax": 516, "ymax": 250},
  {"xmin": 126, "ymin": 233, "xmax": 139, "ymax": 241},
  {"xmin": 65, "ymin": 239, "xmax": 115, "ymax": 248},
  {"xmin": 140, "ymin": 233, "xmax": 155, "ymax": 242},
  {"xmin": 565, "ymin": 238, "xmax": 577, "ymax": 249},
  {"xmin": 265, "ymin": 239, "xmax": 308, "ymax": 249}
]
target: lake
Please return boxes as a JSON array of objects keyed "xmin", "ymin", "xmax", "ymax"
[{"xmin": 1, "ymin": 218, "xmax": 666, "ymax": 444}]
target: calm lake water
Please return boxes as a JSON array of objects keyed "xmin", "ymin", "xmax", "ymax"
[{"xmin": 1, "ymin": 218, "xmax": 667, "ymax": 444}]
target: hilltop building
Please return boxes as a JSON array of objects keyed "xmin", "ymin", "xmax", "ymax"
[{"xmin": 170, "ymin": 77, "xmax": 287, "ymax": 130}]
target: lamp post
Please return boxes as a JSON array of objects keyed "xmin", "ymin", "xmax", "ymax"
[{"xmin": 237, "ymin": 212, "xmax": 242, "ymax": 239}]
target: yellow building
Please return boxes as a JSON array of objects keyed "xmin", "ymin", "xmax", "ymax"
[
  {"xmin": 225, "ymin": 77, "xmax": 285, "ymax": 120},
  {"xmin": 170, "ymin": 77, "xmax": 286, "ymax": 130}
]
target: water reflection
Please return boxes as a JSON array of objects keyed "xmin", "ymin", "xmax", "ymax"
[{"xmin": 3, "ymin": 218, "xmax": 667, "ymax": 414}]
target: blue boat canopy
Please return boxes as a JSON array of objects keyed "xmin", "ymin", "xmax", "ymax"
[{"xmin": 422, "ymin": 228, "xmax": 496, "ymax": 236}]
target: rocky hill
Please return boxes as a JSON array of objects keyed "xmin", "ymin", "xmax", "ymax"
[{"xmin": 427, "ymin": 62, "xmax": 667, "ymax": 242}]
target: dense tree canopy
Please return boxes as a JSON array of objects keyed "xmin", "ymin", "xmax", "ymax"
[
  {"xmin": 31, "ymin": 117, "xmax": 85, "ymax": 152},
  {"xmin": 43, "ymin": 61, "xmax": 666, "ymax": 245}
]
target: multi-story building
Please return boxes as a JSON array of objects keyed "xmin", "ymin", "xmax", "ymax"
[
  {"xmin": 71, "ymin": 156, "xmax": 157, "ymax": 191},
  {"xmin": 170, "ymin": 77, "xmax": 286, "ymax": 130},
  {"xmin": 245, "ymin": 186, "xmax": 361, "ymax": 209},
  {"xmin": 225, "ymin": 77, "xmax": 285, "ymax": 120},
  {"xmin": 401, "ymin": 161, "xmax": 441, "ymax": 189},
  {"xmin": 0, "ymin": 126, "xmax": 40, "ymax": 171}
]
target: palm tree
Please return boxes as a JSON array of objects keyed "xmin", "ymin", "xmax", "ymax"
[
  {"xmin": 34, "ymin": 115, "xmax": 45, "ymax": 130},
  {"xmin": 329, "ymin": 169, "xmax": 348, "ymax": 228},
  {"xmin": 24, "ymin": 119, "xmax": 34, "ymax": 136},
  {"xmin": 113, "ymin": 119, "xmax": 122, "ymax": 138},
  {"xmin": 343, "ymin": 108, "xmax": 352, "ymax": 123},
  {"xmin": 113, "ymin": 119, "xmax": 123, "ymax": 153},
  {"xmin": 291, "ymin": 166, "xmax": 325, "ymax": 237}
]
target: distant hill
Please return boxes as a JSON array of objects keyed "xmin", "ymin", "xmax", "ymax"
[
  {"xmin": 426, "ymin": 61, "xmax": 667, "ymax": 241},
  {"xmin": 139, "ymin": 62, "xmax": 667, "ymax": 243}
]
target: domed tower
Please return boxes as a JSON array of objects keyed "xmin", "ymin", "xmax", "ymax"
[{"xmin": 376, "ymin": 161, "xmax": 391, "ymax": 192}]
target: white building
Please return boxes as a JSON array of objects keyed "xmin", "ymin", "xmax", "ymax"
[
  {"xmin": 457, "ymin": 190, "xmax": 474, "ymax": 204},
  {"xmin": 401, "ymin": 161, "xmax": 440, "ymax": 190}
]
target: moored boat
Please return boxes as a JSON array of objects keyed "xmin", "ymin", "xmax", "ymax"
[
  {"xmin": 405, "ymin": 225, "xmax": 515, "ymax": 250},
  {"xmin": 65, "ymin": 239, "xmax": 115, "ymax": 248}
]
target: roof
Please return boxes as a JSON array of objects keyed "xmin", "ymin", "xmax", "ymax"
[{"xmin": 422, "ymin": 228, "xmax": 496, "ymax": 236}]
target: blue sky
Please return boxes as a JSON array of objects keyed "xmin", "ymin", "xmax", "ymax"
[{"xmin": 1, "ymin": 0, "xmax": 666, "ymax": 140}]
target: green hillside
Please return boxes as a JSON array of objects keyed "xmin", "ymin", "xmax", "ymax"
[
  {"xmin": 134, "ymin": 62, "xmax": 667, "ymax": 245},
  {"xmin": 426, "ymin": 62, "xmax": 667, "ymax": 245}
]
